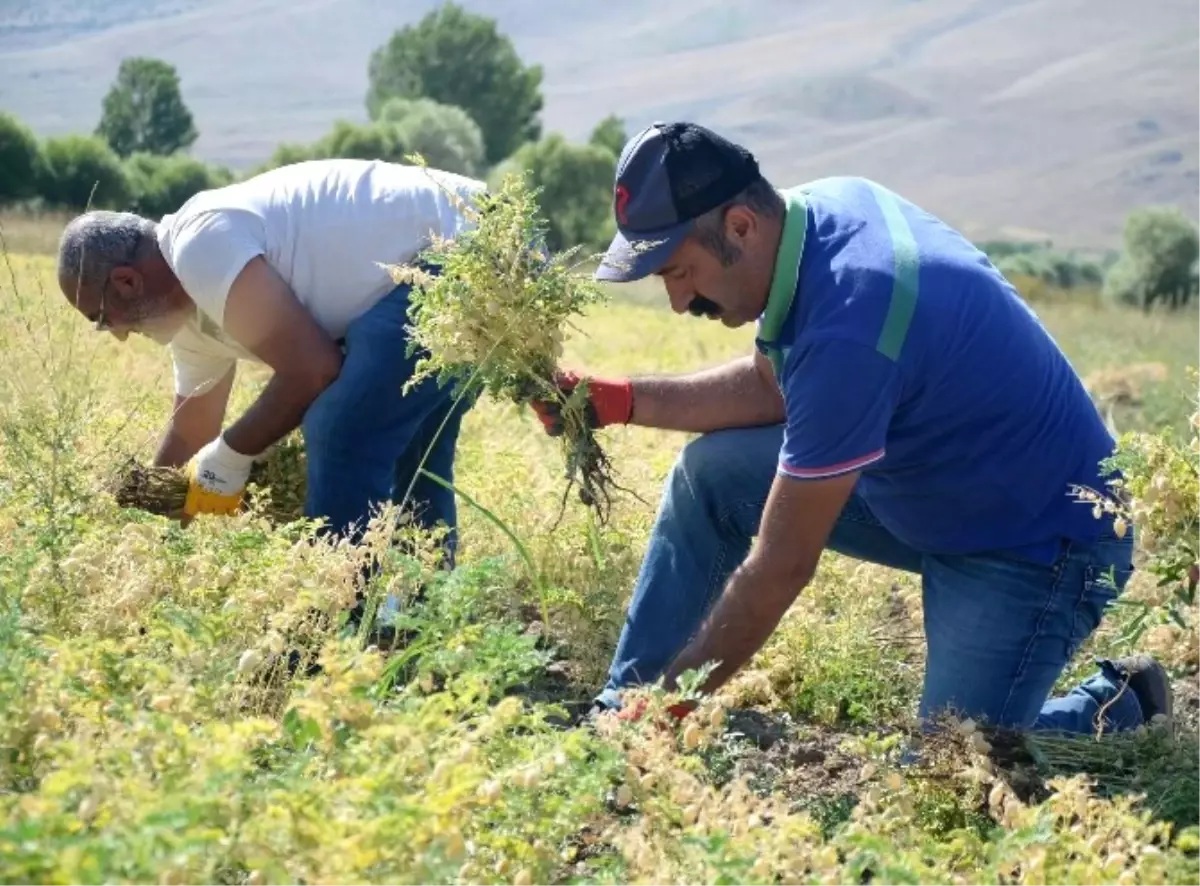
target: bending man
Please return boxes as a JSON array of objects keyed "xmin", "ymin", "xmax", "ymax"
[{"xmin": 57, "ymin": 157, "xmax": 483, "ymax": 558}]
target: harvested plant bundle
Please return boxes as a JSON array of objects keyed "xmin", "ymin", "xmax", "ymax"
[
  {"xmin": 113, "ymin": 433, "xmax": 308, "ymax": 524},
  {"xmin": 387, "ymin": 161, "xmax": 625, "ymax": 522}
]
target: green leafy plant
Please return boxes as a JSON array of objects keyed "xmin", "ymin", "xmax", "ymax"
[
  {"xmin": 388, "ymin": 157, "xmax": 625, "ymax": 522},
  {"xmin": 1074, "ymin": 369, "xmax": 1199, "ymax": 660}
]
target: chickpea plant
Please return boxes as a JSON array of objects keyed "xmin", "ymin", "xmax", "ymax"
[
  {"xmin": 385, "ymin": 156, "xmax": 624, "ymax": 522},
  {"xmin": 5, "ymin": 201, "xmax": 1200, "ymax": 886}
]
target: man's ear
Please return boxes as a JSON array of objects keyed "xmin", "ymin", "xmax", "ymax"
[
  {"xmin": 724, "ymin": 205, "xmax": 757, "ymax": 243},
  {"xmin": 109, "ymin": 265, "xmax": 143, "ymax": 299}
]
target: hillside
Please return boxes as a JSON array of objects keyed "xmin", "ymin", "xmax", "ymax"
[{"xmin": 1, "ymin": 0, "xmax": 1196, "ymax": 248}]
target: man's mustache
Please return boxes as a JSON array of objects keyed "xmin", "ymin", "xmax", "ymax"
[{"xmin": 687, "ymin": 295, "xmax": 721, "ymax": 318}]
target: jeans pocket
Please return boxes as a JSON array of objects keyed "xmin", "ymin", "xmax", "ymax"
[{"xmin": 1068, "ymin": 563, "xmax": 1134, "ymax": 657}]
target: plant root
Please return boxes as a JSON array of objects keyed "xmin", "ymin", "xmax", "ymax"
[
  {"xmin": 550, "ymin": 423, "xmax": 646, "ymax": 532},
  {"xmin": 111, "ymin": 436, "xmax": 309, "ymax": 525},
  {"xmin": 112, "ymin": 460, "xmax": 188, "ymax": 518}
]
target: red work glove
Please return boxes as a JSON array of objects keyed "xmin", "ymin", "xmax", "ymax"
[
  {"xmin": 530, "ymin": 370, "xmax": 633, "ymax": 437},
  {"xmin": 615, "ymin": 696, "xmax": 694, "ymax": 724}
]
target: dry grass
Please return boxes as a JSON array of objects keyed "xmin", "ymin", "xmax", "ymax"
[{"xmin": 0, "ymin": 208, "xmax": 74, "ymax": 259}]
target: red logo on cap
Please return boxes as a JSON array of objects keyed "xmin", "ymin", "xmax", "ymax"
[{"xmin": 614, "ymin": 184, "xmax": 630, "ymax": 225}]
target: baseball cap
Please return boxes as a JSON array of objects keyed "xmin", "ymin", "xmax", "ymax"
[{"xmin": 595, "ymin": 121, "xmax": 762, "ymax": 282}]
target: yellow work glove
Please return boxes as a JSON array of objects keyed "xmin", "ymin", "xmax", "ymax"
[{"xmin": 183, "ymin": 435, "xmax": 258, "ymax": 518}]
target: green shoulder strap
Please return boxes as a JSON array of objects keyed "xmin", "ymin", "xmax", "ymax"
[
  {"xmin": 757, "ymin": 182, "xmax": 920, "ymax": 377},
  {"xmin": 866, "ymin": 182, "xmax": 920, "ymax": 362},
  {"xmin": 757, "ymin": 188, "xmax": 809, "ymax": 378}
]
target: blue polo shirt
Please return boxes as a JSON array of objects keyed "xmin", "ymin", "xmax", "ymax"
[{"xmin": 756, "ymin": 176, "xmax": 1117, "ymax": 563}]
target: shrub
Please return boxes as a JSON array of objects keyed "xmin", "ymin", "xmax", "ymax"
[
  {"xmin": 1074, "ymin": 369, "xmax": 1199, "ymax": 664},
  {"xmin": 313, "ymin": 120, "xmax": 407, "ymax": 163},
  {"xmin": 256, "ymin": 142, "xmax": 316, "ymax": 174},
  {"xmin": 491, "ymin": 134, "xmax": 615, "ymax": 252},
  {"xmin": 0, "ymin": 113, "xmax": 45, "ymax": 204},
  {"xmin": 994, "ymin": 249, "xmax": 1103, "ymax": 290},
  {"xmin": 38, "ymin": 135, "xmax": 130, "ymax": 210},
  {"xmin": 1104, "ymin": 207, "xmax": 1199, "ymax": 311},
  {"xmin": 124, "ymin": 153, "xmax": 232, "ymax": 217},
  {"xmin": 378, "ymin": 97, "xmax": 486, "ymax": 177}
]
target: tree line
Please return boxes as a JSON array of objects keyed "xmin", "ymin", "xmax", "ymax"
[
  {"xmin": 0, "ymin": 3, "xmax": 622, "ymax": 255},
  {"xmin": 977, "ymin": 215, "xmax": 1198, "ymax": 312},
  {"xmin": 0, "ymin": 2, "xmax": 1195, "ymax": 309},
  {"xmin": 1, "ymin": 55, "xmax": 229, "ymax": 219}
]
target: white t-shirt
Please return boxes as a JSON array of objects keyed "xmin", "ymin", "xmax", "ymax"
[{"xmin": 157, "ymin": 158, "xmax": 485, "ymax": 396}]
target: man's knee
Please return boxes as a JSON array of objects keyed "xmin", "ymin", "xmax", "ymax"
[
  {"xmin": 670, "ymin": 427, "xmax": 777, "ymax": 502},
  {"xmin": 674, "ymin": 429, "xmax": 753, "ymax": 483}
]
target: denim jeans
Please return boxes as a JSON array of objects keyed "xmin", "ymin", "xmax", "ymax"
[
  {"xmin": 300, "ymin": 282, "xmax": 473, "ymax": 559},
  {"xmin": 599, "ymin": 424, "xmax": 1145, "ymax": 734}
]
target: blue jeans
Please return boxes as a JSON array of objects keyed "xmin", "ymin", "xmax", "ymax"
[
  {"xmin": 599, "ymin": 424, "xmax": 1145, "ymax": 734},
  {"xmin": 300, "ymin": 283, "xmax": 472, "ymax": 559}
]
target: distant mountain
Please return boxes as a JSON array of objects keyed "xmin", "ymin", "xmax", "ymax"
[{"xmin": 1, "ymin": 0, "xmax": 1196, "ymax": 248}]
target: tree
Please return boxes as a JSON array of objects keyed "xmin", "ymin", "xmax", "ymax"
[
  {"xmin": 589, "ymin": 114, "xmax": 627, "ymax": 158},
  {"xmin": 1104, "ymin": 206, "xmax": 1200, "ymax": 311},
  {"xmin": 39, "ymin": 135, "xmax": 130, "ymax": 209},
  {"xmin": 0, "ymin": 112, "xmax": 45, "ymax": 203},
  {"xmin": 96, "ymin": 57, "xmax": 198, "ymax": 158},
  {"xmin": 492, "ymin": 134, "xmax": 615, "ymax": 252},
  {"xmin": 378, "ymin": 97, "xmax": 486, "ymax": 177},
  {"xmin": 366, "ymin": 2, "xmax": 543, "ymax": 165}
]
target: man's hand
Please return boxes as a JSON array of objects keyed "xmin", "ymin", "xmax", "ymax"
[
  {"xmin": 530, "ymin": 370, "xmax": 633, "ymax": 436},
  {"xmin": 535, "ymin": 352, "xmax": 784, "ymax": 435},
  {"xmin": 661, "ymin": 470, "xmax": 861, "ymax": 697},
  {"xmin": 184, "ymin": 435, "xmax": 258, "ymax": 517},
  {"xmin": 616, "ymin": 697, "xmax": 695, "ymax": 724}
]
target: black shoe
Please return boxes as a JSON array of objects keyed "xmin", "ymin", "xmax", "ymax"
[
  {"xmin": 583, "ymin": 699, "xmax": 614, "ymax": 725},
  {"xmin": 1108, "ymin": 654, "xmax": 1173, "ymax": 723},
  {"xmin": 285, "ymin": 647, "xmax": 324, "ymax": 679}
]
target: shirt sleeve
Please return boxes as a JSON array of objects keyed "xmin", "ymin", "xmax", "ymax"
[
  {"xmin": 777, "ymin": 338, "xmax": 902, "ymax": 481},
  {"xmin": 166, "ymin": 210, "xmax": 264, "ymax": 327},
  {"xmin": 169, "ymin": 334, "xmax": 237, "ymax": 398}
]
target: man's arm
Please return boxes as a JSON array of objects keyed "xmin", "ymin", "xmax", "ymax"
[
  {"xmin": 154, "ymin": 366, "xmax": 236, "ymax": 467},
  {"xmin": 660, "ymin": 338, "xmax": 902, "ymax": 699},
  {"xmin": 218, "ymin": 256, "xmax": 343, "ymax": 456},
  {"xmin": 628, "ymin": 349, "xmax": 784, "ymax": 433},
  {"xmin": 661, "ymin": 470, "xmax": 860, "ymax": 697}
]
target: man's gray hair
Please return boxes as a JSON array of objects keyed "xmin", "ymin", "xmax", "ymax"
[
  {"xmin": 689, "ymin": 177, "xmax": 786, "ymax": 267},
  {"xmin": 57, "ymin": 211, "xmax": 157, "ymax": 294}
]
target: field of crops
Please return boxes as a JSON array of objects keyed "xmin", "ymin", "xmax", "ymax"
[{"xmin": 1, "ymin": 216, "xmax": 1198, "ymax": 885}]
